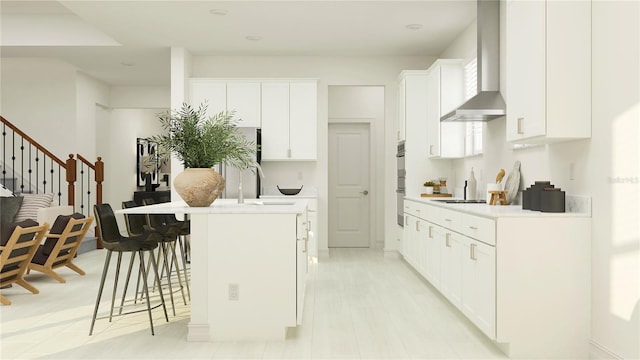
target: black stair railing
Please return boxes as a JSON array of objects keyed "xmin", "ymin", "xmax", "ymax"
[{"xmin": 1, "ymin": 116, "xmax": 104, "ymax": 248}]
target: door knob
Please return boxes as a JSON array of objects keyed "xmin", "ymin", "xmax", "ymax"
[{"xmin": 361, "ymin": 190, "xmax": 369, "ymax": 195}]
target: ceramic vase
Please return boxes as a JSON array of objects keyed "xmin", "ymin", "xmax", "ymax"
[{"xmin": 173, "ymin": 168, "xmax": 225, "ymax": 207}]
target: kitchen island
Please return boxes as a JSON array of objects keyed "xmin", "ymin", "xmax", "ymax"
[{"xmin": 118, "ymin": 199, "xmax": 310, "ymax": 341}]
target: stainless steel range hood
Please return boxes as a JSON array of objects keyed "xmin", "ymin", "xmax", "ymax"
[{"xmin": 441, "ymin": 0, "xmax": 505, "ymax": 122}]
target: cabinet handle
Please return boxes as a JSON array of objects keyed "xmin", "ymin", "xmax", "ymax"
[
  {"xmin": 405, "ymin": 216, "xmax": 408, "ymax": 226},
  {"xmin": 469, "ymin": 226, "xmax": 478, "ymax": 230},
  {"xmin": 445, "ymin": 218, "xmax": 452, "ymax": 222},
  {"xmin": 429, "ymin": 145, "xmax": 433, "ymax": 155},
  {"xmin": 287, "ymin": 148, "xmax": 292, "ymax": 158},
  {"xmin": 415, "ymin": 221, "xmax": 419, "ymax": 232},
  {"xmin": 428, "ymin": 226, "xmax": 432, "ymax": 238},
  {"xmin": 517, "ymin": 117, "xmax": 524, "ymax": 134},
  {"xmin": 470, "ymin": 243, "xmax": 477, "ymax": 261},
  {"xmin": 445, "ymin": 233, "xmax": 451, "ymax": 247}
]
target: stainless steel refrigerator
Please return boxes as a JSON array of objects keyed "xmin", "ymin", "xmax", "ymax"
[{"xmin": 217, "ymin": 128, "xmax": 261, "ymax": 199}]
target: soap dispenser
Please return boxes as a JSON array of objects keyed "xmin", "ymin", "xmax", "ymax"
[{"xmin": 467, "ymin": 168, "xmax": 477, "ymax": 200}]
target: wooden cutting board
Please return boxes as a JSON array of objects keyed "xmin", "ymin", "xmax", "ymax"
[{"xmin": 420, "ymin": 193, "xmax": 453, "ymax": 198}]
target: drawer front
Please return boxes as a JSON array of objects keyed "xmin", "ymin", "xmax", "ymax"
[
  {"xmin": 404, "ymin": 200, "xmax": 416, "ymax": 216},
  {"xmin": 461, "ymin": 214, "xmax": 496, "ymax": 246},
  {"xmin": 439, "ymin": 208, "xmax": 461, "ymax": 232}
]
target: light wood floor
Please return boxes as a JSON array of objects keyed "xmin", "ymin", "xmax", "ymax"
[{"xmin": 0, "ymin": 248, "xmax": 507, "ymax": 359}]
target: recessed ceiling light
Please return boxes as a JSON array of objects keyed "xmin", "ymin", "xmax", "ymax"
[
  {"xmin": 209, "ymin": 9, "xmax": 228, "ymax": 15},
  {"xmin": 405, "ymin": 24, "xmax": 423, "ymax": 30},
  {"xmin": 245, "ymin": 35, "xmax": 262, "ymax": 41}
]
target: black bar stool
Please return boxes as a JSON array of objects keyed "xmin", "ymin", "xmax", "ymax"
[
  {"xmin": 142, "ymin": 198, "xmax": 190, "ymax": 301},
  {"xmin": 89, "ymin": 203, "xmax": 168, "ymax": 336}
]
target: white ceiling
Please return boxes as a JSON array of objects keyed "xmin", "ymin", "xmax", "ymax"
[{"xmin": 1, "ymin": 0, "xmax": 476, "ymax": 86}]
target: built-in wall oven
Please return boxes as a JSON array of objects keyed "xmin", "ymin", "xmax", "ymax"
[{"xmin": 396, "ymin": 141, "xmax": 406, "ymax": 226}]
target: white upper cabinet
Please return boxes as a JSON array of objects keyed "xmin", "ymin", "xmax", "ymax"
[
  {"xmin": 189, "ymin": 79, "xmax": 261, "ymax": 127},
  {"xmin": 189, "ymin": 79, "xmax": 226, "ymax": 118},
  {"xmin": 426, "ymin": 59, "xmax": 465, "ymax": 158},
  {"xmin": 226, "ymin": 81, "xmax": 261, "ymax": 127},
  {"xmin": 397, "ymin": 77, "xmax": 406, "ymax": 142},
  {"xmin": 289, "ymin": 82, "xmax": 318, "ymax": 160},
  {"xmin": 506, "ymin": 0, "xmax": 591, "ymax": 143},
  {"xmin": 261, "ymin": 80, "xmax": 318, "ymax": 161}
]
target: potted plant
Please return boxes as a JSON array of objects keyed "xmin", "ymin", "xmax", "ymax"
[
  {"xmin": 423, "ymin": 180, "xmax": 436, "ymax": 195},
  {"xmin": 148, "ymin": 103, "xmax": 258, "ymax": 207}
]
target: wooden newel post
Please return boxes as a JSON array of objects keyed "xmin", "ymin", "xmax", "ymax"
[
  {"xmin": 95, "ymin": 156, "xmax": 104, "ymax": 249},
  {"xmin": 66, "ymin": 154, "xmax": 76, "ymax": 209}
]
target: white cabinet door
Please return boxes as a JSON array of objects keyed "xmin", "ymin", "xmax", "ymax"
[
  {"xmin": 226, "ymin": 81, "xmax": 261, "ymax": 127},
  {"xmin": 423, "ymin": 222, "xmax": 441, "ymax": 289},
  {"xmin": 416, "ymin": 219, "xmax": 428, "ymax": 276},
  {"xmin": 461, "ymin": 236, "xmax": 496, "ymax": 339},
  {"xmin": 397, "ymin": 77, "xmax": 406, "ymax": 142},
  {"xmin": 296, "ymin": 213, "xmax": 308, "ymax": 325},
  {"xmin": 189, "ymin": 79, "xmax": 226, "ymax": 118},
  {"xmin": 426, "ymin": 69, "xmax": 441, "ymax": 157},
  {"xmin": 506, "ymin": 0, "xmax": 546, "ymax": 142},
  {"xmin": 440, "ymin": 229, "xmax": 462, "ymax": 309},
  {"xmin": 261, "ymin": 81, "xmax": 318, "ymax": 161},
  {"xmin": 506, "ymin": 0, "xmax": 591, "ymax": 144},
  {"xmin": 261, "ymin": 82, "xmax": 290, "ymax": 160},
  {"xmin": 426, "ymin": 60, "xmax": 465, "ymax": 158},
  {"xmin": 289, "ymin": 81, "xmax": 317, "ymax": 160}
]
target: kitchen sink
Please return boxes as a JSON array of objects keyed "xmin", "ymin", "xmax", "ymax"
[{"xmin": 433, "ymin": 199, "xmax": 487, "ymax": 204}]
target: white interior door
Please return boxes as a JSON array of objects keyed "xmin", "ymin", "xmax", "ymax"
[{"xmin": 329, "ymin": 123, "xmax": 370, "ymax": 247}]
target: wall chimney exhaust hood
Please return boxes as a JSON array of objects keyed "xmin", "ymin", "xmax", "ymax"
[{"xmin": 441, "ymin": 0, "xmax": 505, "ymax": 122}]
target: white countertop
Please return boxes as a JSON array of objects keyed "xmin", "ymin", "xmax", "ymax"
[
  {"xmin": 405, "ymin": 196, "xmax": 591, "ymax": 218},
  {"xmin": 117, "ymin": 198, "xmax": 308, "ymax": 215}
]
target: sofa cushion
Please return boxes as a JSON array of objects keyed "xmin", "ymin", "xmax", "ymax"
[
  {"xmin": 40, "ymin": 213, "xmax": 86, "ymax": 256},
  {"xmin": 14, "ymin": 193, "xmax": 54, "ymax": 222},
  {"xmin": 0, "ymin": 196, "xmax": 23, "ymax": 226},
  {"xmin": 1, "ymin": 218, "xmax": 39, "ymax": 247}
]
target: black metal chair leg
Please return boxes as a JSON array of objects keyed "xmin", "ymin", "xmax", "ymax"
[
  {"xmin": 118, "ymin": 252, "xmax": 137, "ymax": 315},
  {"xmin": 137, "ymin": 251, "xmax": 155, "ymax": 335},
  {"xmin": 160, "ymin": 242, "xmax": 176, "ymax": 316},
  {"xmin": 169, "ymin": 240, "xmax": 187, "ymax": 305},
  {"xmin": 108, "ymin": 252, "xmax": 123, "ymax": 322},
  {"xmin": 148, "ymin": 249, "xmax": 169, "ymax": 322},
  {"xmin": 89, "ymin": 250, "xmax": 112, "ymax": 335}
]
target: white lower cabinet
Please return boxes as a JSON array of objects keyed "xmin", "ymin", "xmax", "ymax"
[
  {"xmin": 404, "ymin": 199, "xmax": 494, "ymax": 339},
  {"xmin": 423, "ymin": 222, "xmax": 440, "ymax": 289},
  {"xmin": 439, "ymin": 230, "xmax": 462, "ymax": 309},
  {"xmin": 460, "ymin": 236, "xmax": 496, "ymax": 338},
  {"xmin": 402, "ymin": 198, "xmax": 591, "ymax": 358},
  {"xmin": 296, "ymin": 213, "xmax": 309, "ymax": 325}
]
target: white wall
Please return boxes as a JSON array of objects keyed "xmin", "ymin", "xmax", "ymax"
[
  {"xmin": 190, "ymin": 55, "xmax": 433, "ymax": 252},
  {"xmin": 0, "ymin": 58, "xmax": 79, "ymax": 158},
  {"xmin": 440, "ymin": 1, "xmax": 640, "ymax": 358},
  {"xmin": 96, "ymin": 107, "xmax": 166, "ymax": 231},
  {"xmin": 1, "ymin": 56, "xmax": 171, "ymax": 222}
]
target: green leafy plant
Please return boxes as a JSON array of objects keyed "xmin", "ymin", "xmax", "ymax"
[
  {"xmin": 423, "ymin": 180, "xmax": 436, "ymax": 187},
  {"xmin": 148, "ymin": 103, "xmax": 258, "ymax": 170}
]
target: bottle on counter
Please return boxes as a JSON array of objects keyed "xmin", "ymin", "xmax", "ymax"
[{"xmin": 467, "ymin": 168, "xmax": 477, "ymax": 200}]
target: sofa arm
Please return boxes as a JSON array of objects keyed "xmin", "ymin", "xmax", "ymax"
[{"xmin": 37, "ymin": 206, "xmax": 73, "ymax": 226}]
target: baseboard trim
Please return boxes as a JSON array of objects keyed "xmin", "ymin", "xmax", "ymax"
[
  {"xmin": 590, "ymin": 340, "xmax": 624, "ymax": 360},
  {"xmin": 384, "ymin": 249, "xmax": 401, "ymax": 259},
  {"xmin": 77, "ymin": 236, "xmax": 97, "ymax": 255}
]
